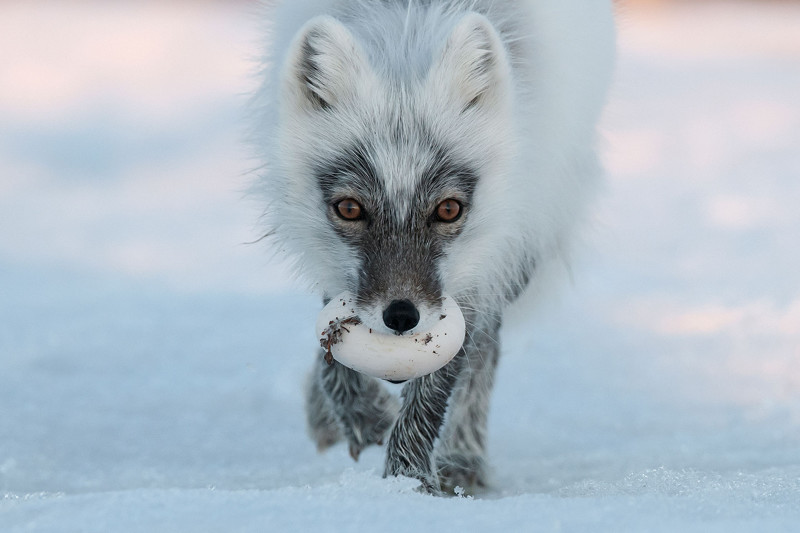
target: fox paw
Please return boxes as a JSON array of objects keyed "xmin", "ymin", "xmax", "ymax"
[
  {"xmin": 384, "ymin": 459, "xmax": 441, "ymax": 496},
  {"xmin": 437, "ymin": 454, "xmax": 489, "ymax": 495}
]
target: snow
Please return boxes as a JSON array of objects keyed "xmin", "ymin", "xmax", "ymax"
[{"xmin": 1, "ymin": 1, "xmax": 799, "ymax": 531}]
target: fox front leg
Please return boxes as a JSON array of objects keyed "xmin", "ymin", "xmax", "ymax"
[
  {"xmin": 383, "ymin": 353, "xmax": 462, "ymax": 494},
  {"xmin": 436, "ymin": 315, "xmax": 501, "ymax": 493},
  {"xmin": 304, "ymin": 365, "xmax": 342, "ymax": 452},
  {"xmin": 314, "ymin": 354, "xmax": 399, "ymax": 460}
]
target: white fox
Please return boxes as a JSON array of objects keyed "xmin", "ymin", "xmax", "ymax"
[{"xmin": 250, "ymin": 0, "xmax": 615, "ymax": 494}]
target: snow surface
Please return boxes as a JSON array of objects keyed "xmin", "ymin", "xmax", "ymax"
[{"xmin": 1, "ymin": 1, "xmax": 799, "ymax": 531}]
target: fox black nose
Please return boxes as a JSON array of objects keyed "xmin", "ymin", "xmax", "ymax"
[{"xmin": 382, "ymin": 299, "xmax": 420, "ymax": 333}]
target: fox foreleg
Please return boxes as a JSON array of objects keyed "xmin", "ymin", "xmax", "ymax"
[
  {"xmin": 383, "ymin": 353, "xmax": 463, "ymax": 494},
  {"xmin": 307, "ymin": 354, "xmax": 399, "ymax": 460}
]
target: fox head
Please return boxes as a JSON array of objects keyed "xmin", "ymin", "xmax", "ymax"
[{"xmin": 272, "ymin": 12, "xmax": 518, "ymax": 334}]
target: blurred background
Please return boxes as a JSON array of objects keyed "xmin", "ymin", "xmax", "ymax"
[
  {"xmin": 0, "ymin": 0, "xmax": 275, "ymax": 294},
  {"xmin": 0, "ymin": 0, "xmax": 798, "ymax": 506}
]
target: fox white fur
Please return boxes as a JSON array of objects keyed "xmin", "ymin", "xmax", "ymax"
[{"xmin": 250, "ymin": 0, "xmax": 615, "ymax": 494}]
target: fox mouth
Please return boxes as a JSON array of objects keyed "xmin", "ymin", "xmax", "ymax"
[{"xmin": 316, "ymin": 292, "xmax": 466, "ymax": 381}]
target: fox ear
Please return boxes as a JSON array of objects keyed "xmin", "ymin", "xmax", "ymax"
[
  {"xmin": 429, "ymin": 13, "xmax": 510, "ymax": 112},
  {"xmin": 284, "ymin": 16, "xmax": 367, "ymax": 111}
]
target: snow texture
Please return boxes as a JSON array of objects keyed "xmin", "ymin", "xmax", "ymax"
[{"xmin": 1, "ymin": 1, "xmax": 799, "ymax": 531}]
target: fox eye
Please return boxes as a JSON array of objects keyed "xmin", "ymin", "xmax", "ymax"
[
  {"xmin": 435, "ymin": 199, "xmax": 462, "ymax": 223},
  {"xmin": 335, "ymin": 198, "xmax": 364, "ymax": 221}
]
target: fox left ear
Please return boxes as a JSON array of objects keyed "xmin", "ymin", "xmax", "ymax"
[
  {"xmin": 428, "ymin": 13, "xmax": 511, "ymax": 113},
  {"xmin": 283, "ymin": 16, "xmax": 369, "ymax": 112}
]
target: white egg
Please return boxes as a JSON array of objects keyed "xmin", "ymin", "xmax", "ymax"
[{"xmin": 316, "ymin": 292, "xmax": 466, "ymax": 381}]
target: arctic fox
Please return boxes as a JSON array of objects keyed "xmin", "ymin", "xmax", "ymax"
[{"xmin": 251, "ymin": 0, "xmax": 615, "ymax": 494}]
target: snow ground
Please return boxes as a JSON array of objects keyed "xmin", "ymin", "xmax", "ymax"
[{"xmin": 1, "ymin": 1, "xmax": 799, "ymax": 531}]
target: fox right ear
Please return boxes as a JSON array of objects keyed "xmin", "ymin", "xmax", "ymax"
[
  {"xmin": 283, "ymin": 16, "xmax": 368, "ymax": 112},
  {"xmin": 428, "ymin": 13, "xmax": 511, "ymax": 113}
]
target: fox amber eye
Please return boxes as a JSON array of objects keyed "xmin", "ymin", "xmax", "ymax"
[
  {"xmin": 435, "ymin": 199, "xmax": 462, "ymax": 223},
  {"xmin": 335, "ymin": 198, "xmax": 364, "ymax": 221}
]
